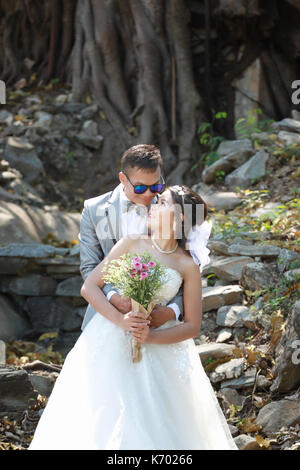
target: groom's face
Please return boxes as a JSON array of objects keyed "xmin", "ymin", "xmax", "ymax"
[{"xmin": 119, "ymin": 166, "xmax": 162, "ymax": 206}]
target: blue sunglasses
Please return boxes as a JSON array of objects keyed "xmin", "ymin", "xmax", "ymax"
[{"xmin": 123, "ymin": 172, "xmax": 166, "ymax": 194}]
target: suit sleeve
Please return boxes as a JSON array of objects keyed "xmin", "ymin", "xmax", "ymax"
[
  {"xmin": 166, "ymin": 285, "xmax": 184, "ymax": 322},
  {"xmin": 78, "ymin": 201, "xmax": 116, "ymax": 298}
]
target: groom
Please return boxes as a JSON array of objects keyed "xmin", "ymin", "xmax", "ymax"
[{"xmin": 79, "ymin": 144, "xmax": 184, "ymax": 331}]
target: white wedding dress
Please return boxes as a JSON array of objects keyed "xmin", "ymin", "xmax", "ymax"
[{"xmin": 29, "ymin": 267, "xmax": 238, "ymax": 450}]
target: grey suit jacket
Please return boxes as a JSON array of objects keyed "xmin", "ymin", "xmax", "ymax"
[{"xmin": 79, "ymin": 183, "xmax": 184, "ymax": 330}]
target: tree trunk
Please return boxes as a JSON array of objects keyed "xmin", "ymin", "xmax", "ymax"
[{"xmin": 0, "ymin": 0, "xmax": 300, "ymax": 195}]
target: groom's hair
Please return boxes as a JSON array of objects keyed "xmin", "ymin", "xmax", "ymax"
[{"xmin": 121, "ymin": 144, "xmax": 163, "ymax": 174}]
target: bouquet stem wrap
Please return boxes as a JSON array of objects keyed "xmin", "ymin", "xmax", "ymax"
[{"xmin": 130, "ymin": 298, "xmax": 156, "ymax": 363}]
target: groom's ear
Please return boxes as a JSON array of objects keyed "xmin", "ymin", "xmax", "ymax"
[{"xmin": 119, "ymin": 171, "xmax": 125, "ymax": 184}]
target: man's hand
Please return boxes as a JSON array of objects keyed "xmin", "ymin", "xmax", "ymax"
[
  {"xmin": 148, "ymin": 304, "xmax": 176, "ymax": 329},
  {"xmin": 110, "ymin": 293, "xmax": 131, "ymax": 314}
]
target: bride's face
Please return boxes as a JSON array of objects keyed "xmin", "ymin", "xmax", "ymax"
[{"xmin": 148, "ymin": 189, "xmax": 182, "ymax": 238}]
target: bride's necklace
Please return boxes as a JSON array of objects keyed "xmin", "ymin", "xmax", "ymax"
[{"xmin": 151, "ymin": 236, "xmax": 178, "ymax": 254}]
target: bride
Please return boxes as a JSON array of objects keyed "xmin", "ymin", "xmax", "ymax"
[{"xmin": 29, "ymin": 185, "xmax": 238, "ymax": 450}]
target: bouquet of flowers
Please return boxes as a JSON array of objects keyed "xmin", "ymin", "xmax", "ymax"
[{"xmin": 102, "ymin": 251, "xmax": 169, "ymax": 362}]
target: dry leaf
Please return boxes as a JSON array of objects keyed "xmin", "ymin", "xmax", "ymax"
[
  {"xmin": 13, "ymin": 115, "xmax": 25, "ymax": 121},
  {"xmin": 38, "ymin": 332, "xmax": 58, "ymax": 341},
  {"xmin": 256, "ymin": 435, "xmax": 270, "ymax": 448},
  {"xmin": 204, "ymin": 356, "xmax": 232, "ymax": 373},
  {"xmin": 246, "ymin": 345, "xmax": 259, "ymax": 363},
  {"xmin": 232, "ymin": 347, "xmax": 244, "ymax": 358},
  {"xmin": 290, "ymin": 167, "xmax": 300, "ymax": 179},
  {"xmin": 238, "ymin": 417, "xmax": 260, "ymax": 433},
  {"xmin": 269, "ymin": 310, "xmax": 285, "ymax": 349}
]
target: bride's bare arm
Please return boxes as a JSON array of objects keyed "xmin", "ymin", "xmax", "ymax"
[
  {"xmin": 138, "ymin": 261, "xmax": 202, "ymax": 344},
  {"xmin": 80, "ymin": 237, "xmax": 149, "ymax": 330}
]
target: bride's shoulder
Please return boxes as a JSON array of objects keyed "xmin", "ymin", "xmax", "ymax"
[{"xmin": 177, "ymin": 251, "xmax": 201, "ymax": 279}]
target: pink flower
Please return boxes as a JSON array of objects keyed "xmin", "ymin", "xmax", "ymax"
[
  {"xmin": 133, "ymin": 257, "xmax": 141, "ymax": 263},
  {"xmin": 139, "ymin": 272, "xmax": 148, "ymax": 280},
  {"xmin": 141, "ymin": 263, "xmax": 149, "ymax": 271},
  {"xmin": 133, "ymin": 261, "xmax": 142, "ymax": 269},
  {"xmin": 148, "ymin": 261, "xmax": 156, "ymax": 267},
  {"xmin": 131, "ymin": 268, "xmax": 137, "ymax": 275},
  {"xmin": 130, "ymin": 272, "xmax": 137, "ymax": 278}
]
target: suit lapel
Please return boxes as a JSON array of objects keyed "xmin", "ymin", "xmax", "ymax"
[{"xmin": 102, "ymin": 184, "xmax": 159, "ymax": 253}]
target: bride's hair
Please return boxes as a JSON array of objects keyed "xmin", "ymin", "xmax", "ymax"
[{"xmin": 167, "ymin": 185, "xmax": 208, "ymax": 250}]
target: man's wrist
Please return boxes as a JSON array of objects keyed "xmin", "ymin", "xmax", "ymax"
[
  {"xmin": 106, "ymin": 290, "xmax": 117, "ymax": 302},
  {"xmin": 166, "ymin": 303, "xmax": 180, "ymax": 321}
]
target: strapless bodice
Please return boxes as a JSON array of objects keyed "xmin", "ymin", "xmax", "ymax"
[{"xmin": 151, "ymin": 266, "xmax": 183, "ymax": 306}]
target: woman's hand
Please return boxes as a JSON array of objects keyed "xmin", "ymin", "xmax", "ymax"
[
  {"xmin": 131, "ymin": 323, "xmax": 152, "ymax": 344},
  {"xmin": 118, "ymin": 311, "xmax": 150, "ymax": 333}
]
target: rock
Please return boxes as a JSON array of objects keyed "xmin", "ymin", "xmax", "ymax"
[
  {"xmin": 4, "ymin": 136, "xmax": 44, "ymax": 184},
  {"xmin": 220, "ymin": 368, "xmax": 271, "ymax": 390},
  {"xmin": 255, "ymin": 398, "xmax": 300, "ymax": 433},
  {"xmin": 291, "ymin": 109, "xmax": 300, "ymax": 120},
  {"xmin": 241, "ymin": 262, "xmax": 275, "ymax": 290},
  {"xmin": 25, "ymin": 95, "xmax": 42, "ymax": 107},
  {"xmin": 76, "ymin": 120, "xmax": 104, "ymax": 149},
  {"xmin": 228, "ymin": 424, "xmax": 239, "ymax": 437},
  {"xmin": 0, "ymin": 110, "xmax": 14, "ymax": 126},
  {"xmin": 217, "ymin": 387, "xmax": 246, "ymax": 410},
  {"xmin": 233, "ymin": 434, "xmax": 261, "ymax": 450},
  {"xmin": 192, "ymin": 182, "xmax": 242, "ymax": 211},
  {"xmin": 227, "ymin": 244, "xmax": 280, "ymax": 259},
  {"xmin": 55, "ymin": 276, "xmax": 83, "ymax": 297},
  {"xmin": 55, "ymin": 94, "xmax": 68, "ymax": 104},
  {"xmin": 0, "ymin": 294, "xmax": 31, "ymax": 341},
  {"xmin": 273, "ymin": 118, "xmax": 300, "ymax": 134},
  {"xmin": 250, "ymin": 132, "xmax": 277, "ymax": 146},
  {"xmin": 212, "ymin": 256, "xmax": 254, "ymax": 281},
  {"xmin": 207, "ymin": 241, "xmax": 229, "ymax": 256},
  {"xmin": 26, "ymin": 297, "xmax": 84, "ymax": 332},
  {"xmin": 249, "ymin": 202, "xmax": 282, "ymax": 219},
  {"xmin": 217, "ymin": 139, "xmax": 254, "ymax": 157},
  {"xmin": 80, "ymin": 104, "xmax": 99, "ymax": 120},
  {"xmin": 202, "ymin": 285, "xmax": 243, "ymax": 312},
  {"xmin": 216, "ymin": 305, "xmax": 257, "ymax": 329},
  {"xmin": 229, "ymin": 237, "xmax": 253, "ymax": 246},
  {"xmin": 248, "ymin": 297, "xmax": 271, "ymax": 329},
  {"xmin": 0, "ymin": 243, "xmax": 69, "ymax": 258},
  {"xmin": 0, "ymin": 257, "xmax": 29, "ymax": 274},
  {"xmin": 210, "ymin": 358, "xmax": 245, "ymax": 383},
  {"xmin": 216, "ymin": 328, "xmax": 232, "ymax": 343},
  {"xmin": 224, "ymin": 150, "xmax": 269, "ymax": 189},
  {"xmin": 34, "ymin": 111, "xmax": 53, "ymax": 128},
  {"xmin": 1, "ymin": 274, "xmax": 57, "ymax": 296},
  {"xmin": 0, "ymin": 367, "xmax": 37, "ymax": 419},
  {"xmin": 276, "ymin": 130, "xmax": 300, "ymax": 146},
  {"xmin": 201, "ymin": 139, "xmax": 253, "ymax": 184},
  {"xmin": 0, "ymin": 201, "xmax": 80, "ymax": 244},
  {"xmin": 284, "ymin": 268, "xmax": 300, "ymax": 282},
  {"xmin": 28, "ymin": 373, "xmax": 56, "ymax": 397},
  {"xmin": 52, "ymin": 331, "xmax": 81, "ymax": 356},
  {"xmin": 196, "ymin": 342, "xmax": 236, "ymax": 363},
  {"xmin": 270, "ymin": 301, "xmax": 300, "ymax": 393},
  {"xmin": 277, "ymin": 248, "xmax": 300, "ymax": 273},
  {"xmin": 0, "ymin": 340, "xmax": 5, "ymax": 364}
]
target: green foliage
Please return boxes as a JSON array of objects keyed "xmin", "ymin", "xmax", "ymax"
[
  {"xmin": 65, "ymin": 151, "xmax": 77, "ymax": 167},
  {"xmin": 191, "ymin": 111, "xmax": 227, "ymax": 171},
  {"xmin": 191, "ymin": 108, "xmax": 276, "ymax": 173},
  {"xmin": 234, "ymin": 108, "xmax": 275, "ymax": 139}
]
